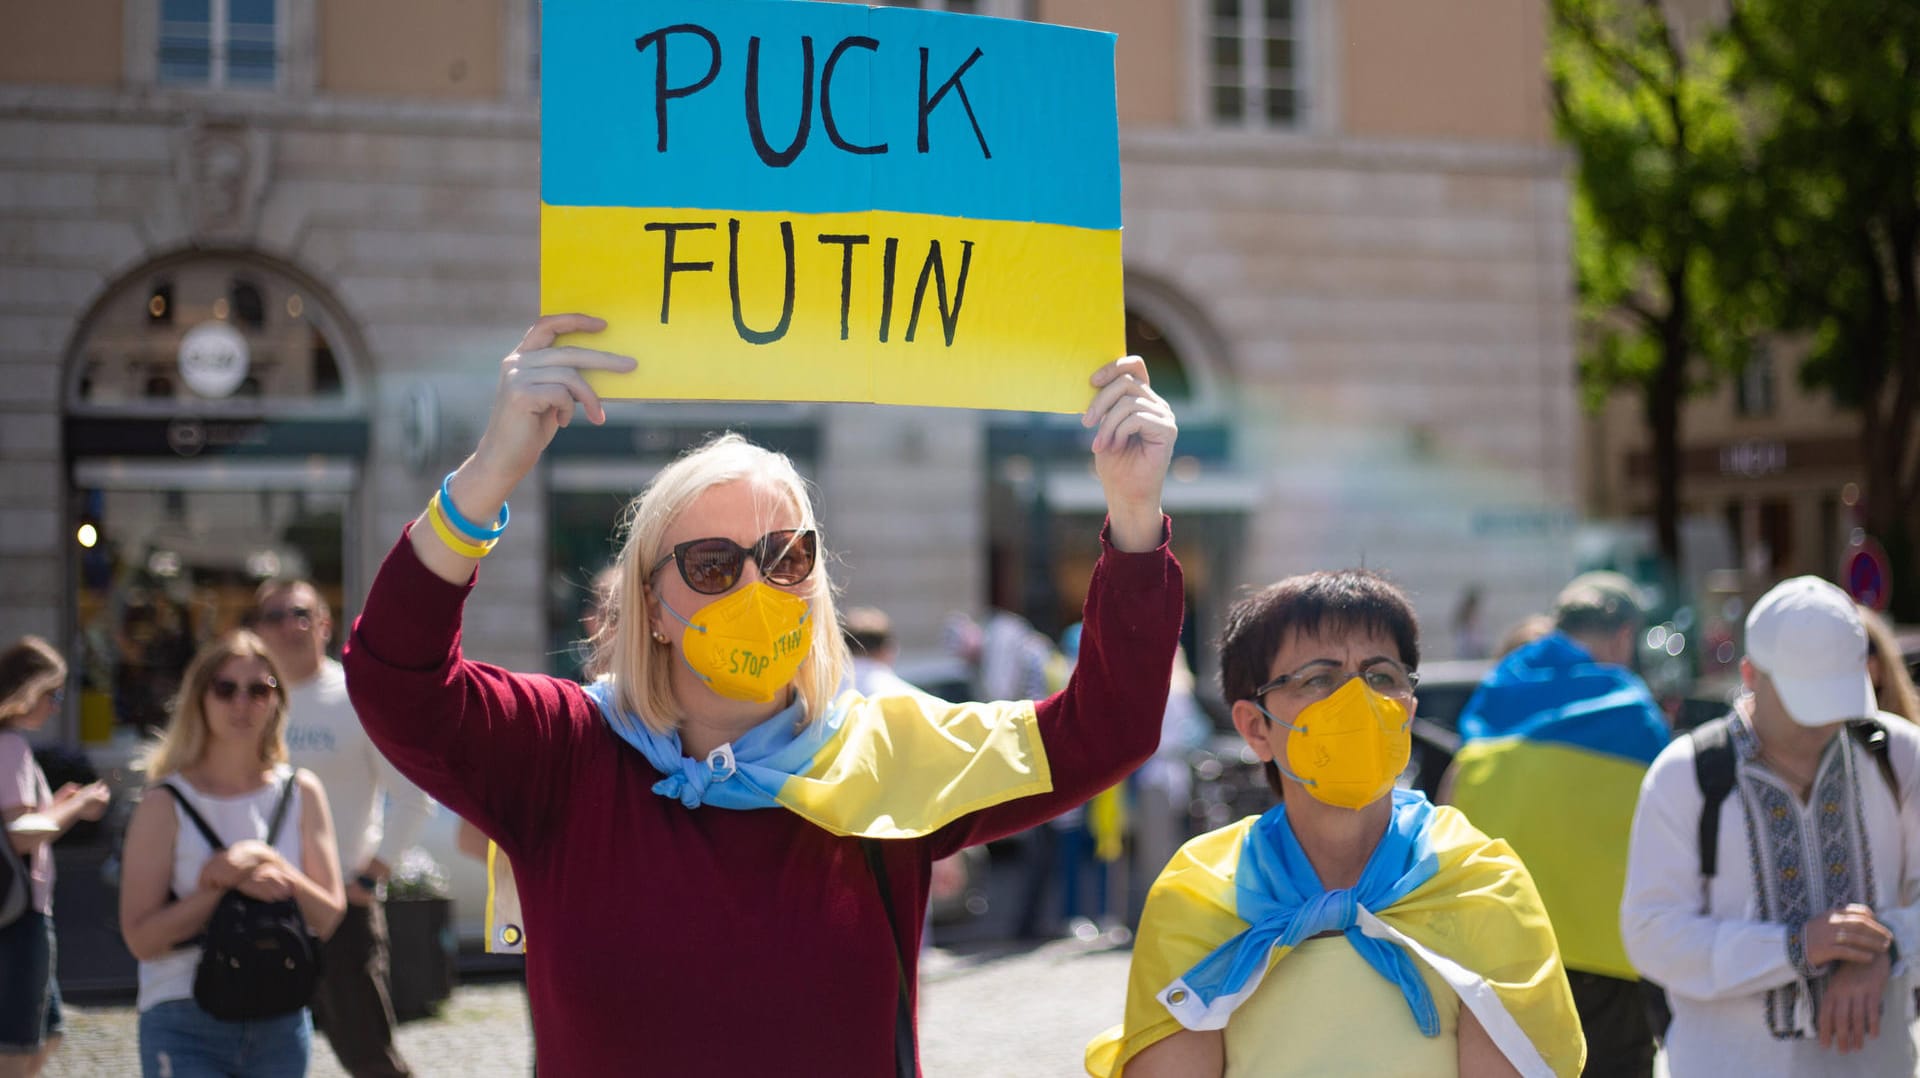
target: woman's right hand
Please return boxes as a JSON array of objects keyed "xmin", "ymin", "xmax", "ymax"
[
  {"xmin": 199, "ymin": 839, "xmax": 279, "ymax": 891},
  {"xmin": 464, "ymin": 314, "xmax": 637, "ymax": 496}
]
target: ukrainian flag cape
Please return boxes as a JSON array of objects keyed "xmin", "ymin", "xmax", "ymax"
[
  {"xmin": 486, "ymin": 680, "xmax": 1050, "ymax": 952},
  {"xmin": 1086, "ymin": 791, "xmax": 1584, "ymax": 1078},
  {"xmin": 1450, "ymin": 632, "xmax": 1668, "ymax": 978}
]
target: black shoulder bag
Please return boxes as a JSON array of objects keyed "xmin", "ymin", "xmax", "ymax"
[{"xmin": 162, "ymin": 776, "xmax": 323, "ymax": 1021}]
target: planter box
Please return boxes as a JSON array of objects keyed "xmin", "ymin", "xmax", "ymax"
[{"xmin": 386, "ymin": 897, "xmax": 457, "ymax": 1020}]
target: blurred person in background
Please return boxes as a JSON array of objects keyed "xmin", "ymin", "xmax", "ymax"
[
  {"xmin": 842, "ymin": 607, "xmax": 920, "ymax": 700},
  {"xmin": 119, "ymin": 630, "xmax": 345, "ymax": 1078},
  {"xmin": 1129, "ymin": 646, "xmax": 1209, "ymax": 921},
  {"xmin": 0, "ymin": 637, "xmax": 109, "ymax": 1078},
  {"xmin": 340, "ymin": 316, "xmax": 1182, "ymax": 1074},
  {"xmin": 254, "ymin": 580, "xmax": 434, "ymax": 1078},
  {"xmin": 1443, "ymin": 572, "xmax": 1669, "ymax": 1077},
  {"xmin": 1861, "ymin": 605, "xmax": 1918, "ymax": 722},
  {"xmin": 1497, "ymin": 613, "xmax": 1556, "ymax": 658}
]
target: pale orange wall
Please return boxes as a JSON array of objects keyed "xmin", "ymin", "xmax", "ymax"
[
  {"xmin": 320, "ymin": 0, "xmax": 503, "ymax": 100},
  {"xmin": 1342, "ymin": 0, "xmax": 1552, "ymax": 144},
  {"xmin": 0, "ymin": 0, "xmax": 122, "ymax": 87},
  {"xmin": 1038, "ymin": 0, "xmax": 1182, "ymax": 127}
]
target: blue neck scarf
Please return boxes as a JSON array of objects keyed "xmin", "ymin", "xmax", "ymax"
[
  {"xmin": 1176, "ymin": 789, "xmax": 1444, "ymax": 1033},
  {"xmin": 585, "ymin": 679, "xmax": 844, "ymax": 810}
]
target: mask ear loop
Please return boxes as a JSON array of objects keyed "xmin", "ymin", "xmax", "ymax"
[
  {"xmin": 656, "ymin": 594, "xmax": 715, "ymax": 689},
  {"xmin": 1253, "ymin": 700, "xmax": 1318, "ymax": 792}
]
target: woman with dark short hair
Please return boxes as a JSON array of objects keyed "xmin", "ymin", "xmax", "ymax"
[{"xmin": 1089, "ymin": 570, "xmax": 1585, "ymax": 1078}]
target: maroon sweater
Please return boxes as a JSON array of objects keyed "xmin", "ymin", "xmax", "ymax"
[{"xmin": 343, "ymin": 522, "xmax": 1182, "ymax": 1077}]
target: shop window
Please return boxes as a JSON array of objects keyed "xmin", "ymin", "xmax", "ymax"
[
  {"xmin": 159, "ymin": 0, "xmax": 279, "ymax": 89},
  {"xmin": 1208, "ymin": 0, "xmax": 1305, "ymax": 128},
  {"xmin": 1735, "ymin": 342, "xmax": 1776, "ymax": 418},
  {"xmin": 70, "ymin": 485, "xmax": 350, "ymax": 740}
]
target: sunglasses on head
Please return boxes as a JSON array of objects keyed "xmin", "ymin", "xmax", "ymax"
[
  {"xmin": 650, "ymin": 529, "xmax": 818, "ymax": 596},
  {"xmin": 209, "ymin": 677, "xmax": 278, "ymax": 703},
  {"xmin": 256, "ymin": 606, "xmax": 314, "ymax": 626}
]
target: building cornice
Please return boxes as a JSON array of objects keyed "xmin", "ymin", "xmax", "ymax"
[
  {"xmin": 1119, "ymin": 127, "xmax": 1571, "ymax": 176},
  {"xmin": 0, "ymin": 85, "xmax": 539, "ymax": 138}
]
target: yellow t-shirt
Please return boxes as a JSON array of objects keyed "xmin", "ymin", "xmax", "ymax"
[{"xmin": 1223, "ymin": 937, "xmax": 1460, "ymax": 1078}]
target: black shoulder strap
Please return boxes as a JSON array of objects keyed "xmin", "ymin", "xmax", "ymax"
[
  {"xmin": 264, "ymin": 772, "xmax": 297, "ymax": 846},
  {"xmin": 1848, "ymin": 720, "xmax": 1901, "ymax": 808},
  {"xmin": 860, "ymin": 838, "xmax": 916, "ymax": 1078},
  {"xmin": 1688, "ymin": 716, "xmax": 1738, "ymax": 887},
  {"xmin": 159, "ymin": 783, "xmax": 228, "ymax": 851},
  {"xmin": 160, "ymin": 773, "xmax": 297, "ymax": 852}
]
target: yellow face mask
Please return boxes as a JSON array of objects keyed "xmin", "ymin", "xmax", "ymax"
[
  {"xmin": 1258, "ymin": 677, "xmax": 1411, "ymax": 810},
  {"xmin": 663, "ymin": 582, "xmax": 813, "ymax": 704}
]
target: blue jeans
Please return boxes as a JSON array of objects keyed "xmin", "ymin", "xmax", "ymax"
[
  {"xmin": 0, "ymin": 910, "xmax": 62, "ymax": 1053},
  {"xmin": 138, "ymin": 999, "xmax": 311, "ymax": 1078}
]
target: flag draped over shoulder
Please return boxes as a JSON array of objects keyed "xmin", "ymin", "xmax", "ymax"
[
  {"xmin": 487, "ymin": 684, "xmax": 1052, "ymax": 952},
  {"xmin": 1085, "ymin": 792, "xmax": 1584, "ymax": 1078},
  {"xmin": 1449, "ymin": 632, "xmax": 1669, "ymax": 978}
]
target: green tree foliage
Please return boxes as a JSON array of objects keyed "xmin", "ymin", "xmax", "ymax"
[
  {"xmin": 1549, "ymin": 0, "xmax": 1759, "ymax": 573},
  {"xmin": 1726, "ymin": 0, "xmax": 1920, "ymax": 619}
]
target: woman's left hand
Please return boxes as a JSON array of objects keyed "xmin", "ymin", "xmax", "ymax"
[{"xmin": 1084, "ymin": 356, "xmax": 1177, "ymax": 553}]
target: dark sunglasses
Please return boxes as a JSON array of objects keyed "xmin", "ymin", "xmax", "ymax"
[
  {"xmin": 209, "ymin": 677, "xmax": 278, "ymax": 703},
  {"xmin": 256, "ymin": 606, "xmax": 314, "ymax": 626},
  {"xmin": 650, "ymin": 529, "xmax": 818, "ymax": 596}
]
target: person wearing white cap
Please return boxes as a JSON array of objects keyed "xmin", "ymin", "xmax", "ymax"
[{"xmin": 1621, "ymin": 575, "xmax": 1920, "ymax": 1076}]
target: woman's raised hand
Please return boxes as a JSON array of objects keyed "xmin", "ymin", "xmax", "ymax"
[
  {"xmin": 1084, "ymin": 356, "xmax": 1177, "ymax": 553},
  {"xmin": 468, "ymin": 314, "xmax": 637, "ymax": 491}
]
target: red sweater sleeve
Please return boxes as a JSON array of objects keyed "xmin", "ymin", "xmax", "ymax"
[
  {"xmin": 341, "ymin": 524, "xmax": 599, "ymax": 853},
  {"xmin": 927, "ymin": 517, "xmax": 1183, "ymax": 858}
]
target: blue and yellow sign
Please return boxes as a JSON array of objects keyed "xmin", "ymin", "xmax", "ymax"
[{"xmin": 541, "ymin": 0, "xmax": 1123, "ymax": 412}]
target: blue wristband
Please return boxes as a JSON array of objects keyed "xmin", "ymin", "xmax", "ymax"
[{"xmin": 438, "ymin": 472, "xmax": 509, "ymax": 541}]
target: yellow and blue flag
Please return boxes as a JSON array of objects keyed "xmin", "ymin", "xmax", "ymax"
[
  {"xmin": 1086, "ymin": 791, "xmax": 1584, "ymax": 1077},
  {"xmin": 541, "ymin": 0, "xmax": 1123, "ymax": 413},
  {"xmin": 1448, "ymin": 632, "xmax": 1668, "ymax": 979}
]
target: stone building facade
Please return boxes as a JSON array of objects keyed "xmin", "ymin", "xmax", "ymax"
[{"xmin": 1, "ymin": 0, "xmax": 1579, "ymax": 753}]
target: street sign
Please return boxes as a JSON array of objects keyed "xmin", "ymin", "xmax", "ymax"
[{"xmin": 1843, "ymin": 536, "xmax": 1892, "ymax": 611}]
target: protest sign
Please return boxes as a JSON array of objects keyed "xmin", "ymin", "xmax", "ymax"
[{"xmin": 541, "ymin": 0, "xmax": 1122, "ymax": 412}]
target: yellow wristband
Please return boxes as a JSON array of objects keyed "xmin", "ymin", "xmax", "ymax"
[{"xmin": 426, "ymin": 493, "xmax": 497, "ymax": 559}]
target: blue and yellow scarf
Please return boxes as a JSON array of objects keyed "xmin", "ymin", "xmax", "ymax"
[
  {"xmin": 486, "ymin": 680, "xmax": 1052, "ymax": 952},
  {"xmin": 1086, "ymin": 791, "xmax": 1584, "ymax": 1077}
]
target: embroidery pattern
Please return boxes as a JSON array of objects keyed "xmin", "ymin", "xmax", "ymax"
[{"xmin": 1730, "ymin": 717, "xmax": 1872, "ymax": 1039}]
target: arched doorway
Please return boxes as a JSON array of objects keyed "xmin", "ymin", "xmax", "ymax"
[{"xmin": 62, "ymin": 251, "xmax": 368, "ymax": 745}]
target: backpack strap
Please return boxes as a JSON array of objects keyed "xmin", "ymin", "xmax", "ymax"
[
  {"xmin": 159, "ymin": 783, "xmax": 229, "ymax": 851},
  {"xmin": 1847, "ymin": 720, "xmax": 1901, "ymax": 808},
  {"xmin": 161, "ymin": 772, "xmax": 298, "ymax": 851},
  {"xmin": 263, "ymin": 772, "xmax": 298, "ymax": 846},
  {"xmin": 1687, "ymin": 716, "xmax": 1737, "ymax": 913}
]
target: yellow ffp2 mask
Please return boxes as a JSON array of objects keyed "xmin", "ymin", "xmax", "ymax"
[
  {"xmin": 664, "ymin": 582, "xmax": 812, "ymax": 703},
  {"xmin": 1260, "ymin": 677, "xmax": 1411, "ymax": 810}
]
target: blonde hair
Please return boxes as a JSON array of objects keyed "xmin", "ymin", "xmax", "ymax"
[
  {"xmin": 1862, "ymin": 606, "xmax": 1919, "ymax": 722},
  {"xmin": 593, "ymin": 434, "xmax": 850, "ymax": 734},
  {"xmin": 142, "ymin": 630, "xmax": 291, "ymax": 781},
  {"xmin": 0, "ymin": 635, "xmax": 66, "ymax": 728}
]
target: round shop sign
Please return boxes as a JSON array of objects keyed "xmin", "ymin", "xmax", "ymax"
[{"xmin": 177, "ymin": 320, "xmax": 250, "ymax": 398}]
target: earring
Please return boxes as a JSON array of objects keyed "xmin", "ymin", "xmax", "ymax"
[{"xmin": 652, "ymin": 631, "xmax": 670, "ymax": 645}]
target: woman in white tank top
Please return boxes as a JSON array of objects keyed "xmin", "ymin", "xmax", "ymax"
[{"xmin": 117, "ymin": 630, "xmax": 345, "ymax": 1078}]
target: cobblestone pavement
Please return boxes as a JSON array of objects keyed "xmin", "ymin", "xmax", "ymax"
[{"xmin": 40, "ymin": 941, "xmax": 1127, "ymax": 1077}]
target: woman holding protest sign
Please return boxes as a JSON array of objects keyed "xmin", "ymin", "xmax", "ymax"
[{"xmin": 341, "ymin": 313, "xmax": 1182, "ymax": 1075}]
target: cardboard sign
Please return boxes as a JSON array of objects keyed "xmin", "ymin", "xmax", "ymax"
[{"xmin": 540, "ymin": 0, "xmax": 1122, "ymax": 413}]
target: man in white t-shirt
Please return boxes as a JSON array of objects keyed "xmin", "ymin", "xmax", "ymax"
[
  {"xmin": 1622, "ymin": 576, "xmax": 1920, "ymax": 1077},
  {"xmin": 256, "ymin": 580, "xmax": 434, "ymax": 1078}
]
